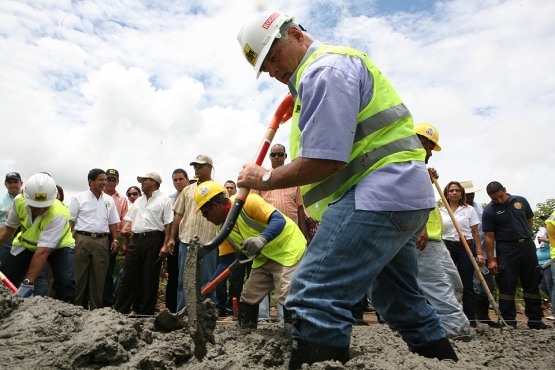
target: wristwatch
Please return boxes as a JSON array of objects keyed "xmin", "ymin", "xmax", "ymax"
[
  {"xmin": 22, "ymin": 279, "xmax": 33, "ymax": 286},
  {"xmin": 262, "ymin": 171, "xmax": 273, "ymax": 190}
]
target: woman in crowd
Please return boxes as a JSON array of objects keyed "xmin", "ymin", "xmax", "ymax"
[
  {"xmin": 441, "ymin": 181, "xmax": 485, "ymax": 327},
  {"xmin": 126, "ymin": 186, "xmax": 142, "ymax": 205}
]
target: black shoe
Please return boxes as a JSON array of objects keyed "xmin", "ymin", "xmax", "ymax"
[
  {"xmin": 237, "ymin": 302, "xmax": 259, "ymax": 329},
  {"xmin": 363, "ymin": 293, "xmax": 375, "ymax": 312},
  {"xmin": 289, "ymin": 338, "xmax": 349, "ymax": 370},
  {"xmin": 528, "ymin": 321, "xmax": 550, "ymax": 330},
  {"xmin": 410, "ymin": 338, "xmax": 458, "ymax": 362}
]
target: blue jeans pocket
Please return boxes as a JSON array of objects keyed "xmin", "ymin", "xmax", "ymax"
[{"xmin": 389, "ymin": 210, "xmax": 426, "ymax": 233}]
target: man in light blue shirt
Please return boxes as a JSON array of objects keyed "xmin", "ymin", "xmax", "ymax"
[{"xmin": 0, "ymin": 172, "xmax": 23, "ymax": 263}]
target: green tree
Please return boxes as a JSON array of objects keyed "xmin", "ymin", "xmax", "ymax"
[{"xmin": 532, "ymin": 198, "xmax": 555, "ymax": 233}]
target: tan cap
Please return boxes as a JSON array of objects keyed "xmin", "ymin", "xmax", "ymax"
[
  {"xmin": 137, "ymin": 172, "xmax": 162, "ymax": 184},
  {"xmin": 190, "ymin": 154, "xmax": 213, "ymax": 166},
  {"xmin": 460, "ymin": 180, "xmax": 481, "ymax": 193}
]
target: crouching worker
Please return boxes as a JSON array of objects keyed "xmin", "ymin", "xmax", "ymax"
[
  {"xmin": 0, "ymin": 173, "xmax": 76, "ymax": 302},
  {"xmin": 194, "ymin": 181, "xmax": 306, "ymax": 328}
]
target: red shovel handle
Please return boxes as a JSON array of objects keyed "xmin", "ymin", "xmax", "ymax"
[{"xmin": 0, "ymin": 271, "xmax": 17, "ymax": 293}]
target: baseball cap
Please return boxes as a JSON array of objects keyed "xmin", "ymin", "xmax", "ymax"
[
  {"xmin": 106, "ymin": 169, "xmax": 119, "ymax": 179},
  {"xmin": 190, "ymin": 154, "xmax": 213, "ymax": 166},
  {"xmin": 460, "ymin": 180, "xmax": 482, "ymax": 194},
  {"xmin": 5, "ymin": 172, "xmax": 22, "ymax": 182},
  {"xmin": 137, "ymin": 172, "xmax": 162, "ymax": 184}
]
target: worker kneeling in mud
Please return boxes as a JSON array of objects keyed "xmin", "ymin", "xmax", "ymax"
[{"xmin": 194, "ymin": 181, "xmax": 306, "ymax": 328}]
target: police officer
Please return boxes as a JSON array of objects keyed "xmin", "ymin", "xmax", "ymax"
[{"xmin": 482, "ymin": 181, "xmax": 548, "ymax": 329}]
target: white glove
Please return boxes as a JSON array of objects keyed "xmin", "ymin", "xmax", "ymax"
[
  {"xmin": 16, "ymin": 283, "xmax": 33, "ymax": 298},
  {"xmin": 240, "ymin": 235, "xmax": 268, "ymax": 256}
]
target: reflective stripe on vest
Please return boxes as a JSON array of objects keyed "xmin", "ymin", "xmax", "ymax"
[
  {"xmin": 289, "ymin": 44, "xmax": 425, "ymax": 220},
  {"xmin": 222, "ymin": 194, "xmax": 306, "ymax": 268},
  {"xmin": 13, "ymin": 197, "xmax": 74, "ymax": 251}
]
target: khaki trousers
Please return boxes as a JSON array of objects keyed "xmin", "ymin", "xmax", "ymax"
[{"xmin": 74, "ymin": 233, "xmax": 110, "ymax": 309}]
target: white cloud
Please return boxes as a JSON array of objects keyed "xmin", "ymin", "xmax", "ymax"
[{"xmin": 0, "ymin": 0, "xmax": 554, "ymax": 210}]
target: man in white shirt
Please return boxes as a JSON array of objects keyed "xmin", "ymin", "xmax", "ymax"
[
  {"xmin": 115, "ymin": 172, "xmax": 173, "ymax": 316},
  {"xmin": 69, "ymin": 168, "xmax": 120, "ymax": 310}
]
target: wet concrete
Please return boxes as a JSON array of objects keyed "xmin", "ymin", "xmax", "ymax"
[{"xmin": 1, "ymin": 286, "xmax": 554, "ymax": 369}]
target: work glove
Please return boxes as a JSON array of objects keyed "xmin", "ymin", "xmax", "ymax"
[
  {"xmin": 240, "ymin": 235, "xmax": 268, "ymax": 256},
  {"xmin": 16, "ymin": 283, "xmax": 33, "ymax": 298}
]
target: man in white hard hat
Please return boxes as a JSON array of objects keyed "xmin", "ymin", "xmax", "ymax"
[
  {"xmin": 0, "ymin": 173, "xmax": 76, "ymax": 302},
  {"xmin": 237, "ymin": 11, "xmax": 457, "ymax": 368}
]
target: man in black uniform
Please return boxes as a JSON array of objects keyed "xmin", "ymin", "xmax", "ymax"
[{"xmin": 482, "ymin": 181, "xmax": 548, "ymax": 329}]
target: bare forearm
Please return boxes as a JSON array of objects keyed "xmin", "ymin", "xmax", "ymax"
[
  {"xmin": 170, "ymin": 214, "xmax": 183, "ymax": 239},
  {"xmin": 25, "ymin": 248, "xmax": 50, "ymax": 282},
  {"xmin": 0, "ymin": 225, "xmax": 16, "ymax": 247},
  {"xmin": 485, "ymin": 232, "xmax": 495, "ymax": 260},
  {"xmin": 239, "ymin": 157, "xmax": 345, "ymax": 190},
  {"xmin": 471, "ymin": 226, "xmax": 482, "ymax": 254}
]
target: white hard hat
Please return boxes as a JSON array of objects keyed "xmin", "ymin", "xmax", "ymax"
[
  {"xmin": 237, "ymin": 11, "xmax": 294, "ymax": 78},
  {"xmin": 23, "ymin": 173, "xmax": 57, "ymax": 208}
]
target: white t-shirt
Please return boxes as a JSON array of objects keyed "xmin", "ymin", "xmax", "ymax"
[{"xmin": 440, "ymin": 205, "xmax": 480, "ymax": 241}]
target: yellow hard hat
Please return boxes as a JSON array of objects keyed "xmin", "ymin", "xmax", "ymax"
[
  {"xmin": 194, "ymin": 181, "xmax": 226, "ymax": 213},
  {"xmin": 415, "ymin": 123, "xmax": 441, "ymax": 151}
]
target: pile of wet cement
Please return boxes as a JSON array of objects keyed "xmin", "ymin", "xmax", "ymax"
[{"xmin": 0, "ymin": 286, "xmax": 554, "ymax": 369}]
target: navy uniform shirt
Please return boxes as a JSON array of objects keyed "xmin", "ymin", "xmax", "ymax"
[{"xmin": 482, "ymin": 194, "xmax": 534, "ymax": 241}]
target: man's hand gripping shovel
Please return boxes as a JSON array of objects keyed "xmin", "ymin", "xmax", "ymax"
[{"xmin": 179, "ymin": 94, "xmax": 293, "ymax": 361}]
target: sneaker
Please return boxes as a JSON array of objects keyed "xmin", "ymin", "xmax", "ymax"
[{"xmin": 546, "ymin": 315, "xmax": 555, "ymax": 320}]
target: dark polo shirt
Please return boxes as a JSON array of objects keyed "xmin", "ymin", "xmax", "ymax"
[{"xmin": 482, "ymin": 194, "xmax": 534, "ymax": 241}]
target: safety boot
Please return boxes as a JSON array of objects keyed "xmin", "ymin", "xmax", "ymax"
[
  {"xmin": 288, "ymin": 338, "xmax": 349, "ymax": 370},
  {"xmin": 476, "ymin": 295, "xmax": 500, "ymax": 328},
  {"xmin": 410, "ymin": 337, "xmax": 458, "ymax": 362},
  {"xmin": 237, "ymin": 302, "xmax": 259, "ymax": 329}
]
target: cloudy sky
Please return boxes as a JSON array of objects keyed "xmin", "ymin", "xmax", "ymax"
[{"xmin": 1, "ymin": 0, "xmax": 554, "ymax": 210}]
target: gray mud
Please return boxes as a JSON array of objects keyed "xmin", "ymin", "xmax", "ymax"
[{"xmin": 0, "ymin": 286, "xmax": 553, "ymax": 369}]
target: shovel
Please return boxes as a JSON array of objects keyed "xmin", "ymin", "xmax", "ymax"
[{"xmin": 183, "ymin": 94, "xmax": 294, "ymax": 361}]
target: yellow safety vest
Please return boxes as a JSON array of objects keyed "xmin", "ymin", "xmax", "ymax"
[
  {"xmin": 289, "ymin": 44, "xmax": 425, "ymax": 220},
  {"xmin": 220, "ymin": 194, "xmax": 305, "ymax": 269},
  {"xmin": 13, "ymin": 197, "xmax": 74, "ymax": 251},
  {"xmin": 426, "ymin": 206, "xmax": 443, "ymax": 241}
]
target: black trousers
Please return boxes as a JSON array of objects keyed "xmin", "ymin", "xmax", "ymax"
[
  {"xmin": 495, "ymin": 240, "xmax": 543, "ymax": 324},
  {"xmin": 115, "ymin": 232, "xmax": 163, "ymax": 315},
  {"xmin": 165, "ymin": 236, "xmax": 180, "ymax": 313}
]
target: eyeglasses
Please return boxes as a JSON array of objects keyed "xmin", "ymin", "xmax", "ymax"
[
  {"xmin": 270, "ymin": 152, "xmax": 285, "ymax": 158},
  {"xmin": 127, "ymin": 192, "xmax": 139, "ymax": 197},
  {"xmin": 193, "ymin": 163, "xmax": 209, "ymax": 169}
]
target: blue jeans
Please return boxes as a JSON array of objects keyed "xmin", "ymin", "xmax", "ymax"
[
  {"xmin": 211, "ymin": 252, "xmax": 235, "ymax": 314},
  {"xmin": 286, "ymin": 189, "xmax": 444, "ymax": 348},
  {"xmin": 539, "ymin": 265, "xmax": 554, "ymax": 316},
  {"xmin": 258, "ymin": 295, "xmax": 284, "ymax": 322},
  {"xmin": 177, "ymin": 241, "xmax": 218, "ymax": 311},
  {"xmin": 0, "ymin": 238, "xmax": 13, "ymax": 263},
  {"xmin": 0, "ymin": 247, "xmax": 75, "ymax": 303}
]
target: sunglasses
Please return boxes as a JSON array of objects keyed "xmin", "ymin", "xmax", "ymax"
[
  {"xmin": 127, "ymin": 192, "xmax": 139, "ymax": 196},
  {"xmin": 193, "ymin": 163, "xmax": 209, "ymax": 169},
  {"xmin": 201, "ymin": 203, "xmax": 213, "ymax": 218},
  {"xmin": 270, "ymin": 152, "xmax": 285, "ymax": 158}
]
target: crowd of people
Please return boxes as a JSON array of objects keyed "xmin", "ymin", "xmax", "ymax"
[{"xmin": 1, "ymin": 9, "xmax": 554, "ymax": 370}]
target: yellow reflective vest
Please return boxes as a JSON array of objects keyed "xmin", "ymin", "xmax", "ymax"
[
  {"xmin": 426, "ymin": 206, "xmax": 443, "ymax": 241},
  {"xmin": 12, "ymin": 196, "xmax": 74, "ymax": 251},
  {"xmin": 289, "ymin": 44, "xmax": 426, "ymax": 220},
  {"xmin": 219, "ymin": 194, "xmax": 305, "ymax": 269}
]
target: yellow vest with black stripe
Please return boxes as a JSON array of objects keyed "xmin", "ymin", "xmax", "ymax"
[
  {"xmin": 426, "ymin": 205, "xmax": 443, "ymax": 241},
  {"xmin": 289, "ymin": 44, "xmax": 426, "ymax": 220},
  {"xmin": 12, "ymin": 197, "xmax": 74, "ymax": 251},
  {"xmin": 546, "ymin": 211, "xmax": 555, "ymax": 227},
  {"xmin": 220, "ymin": 194, "xmax": 305, "ymax": 269}
]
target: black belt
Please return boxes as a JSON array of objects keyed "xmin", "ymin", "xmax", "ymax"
[
  {"xmin": 134, "ymin": 230, "xmax": 163, "ymax": 238},
  {"xmin": 443, "ymin": 239, "xmax": 474, "ymax": 247},
  {"xmin": 498, "ymin": 237, "xmax": 532, "ymax": 243},
  {"xmin": 76, "ymin": 231, "xmax": 108, "ymax": 239}
]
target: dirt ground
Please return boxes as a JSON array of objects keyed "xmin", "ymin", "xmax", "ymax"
[{"xmin": 1, "ymin": 285, "xmax": 554, "ymax": 369}]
